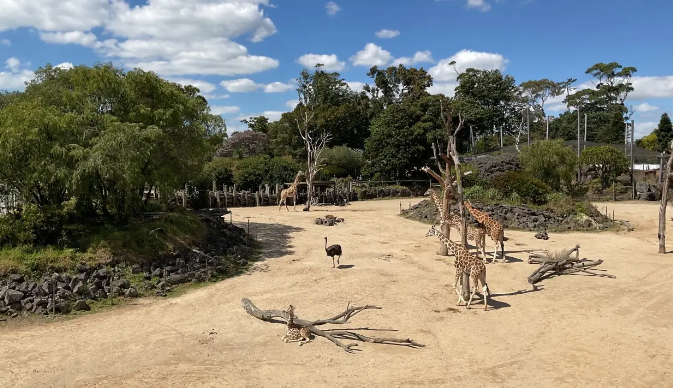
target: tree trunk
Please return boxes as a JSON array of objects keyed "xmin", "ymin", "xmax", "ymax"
[
  {"xmin": 659, "ymin": 148, "xmax": 673, "ymax": 253},
  {"xmin": 305, "ymin": 172, "xmax": 313, "ymax": 211}
]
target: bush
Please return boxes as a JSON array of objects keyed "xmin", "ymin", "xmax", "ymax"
[
  {"xmin": 321, "ymin": 146, "xmax": 363, "ymax": 177},
  {"xmin": 202, "ymin": 157, "xmax": 235, "ymax": 187},
  {"xmin": 463, "ymin": 185, "xmax": 502, "ymax": 202},
  {"xmin": 491, "ymin": 171, "xmax": 551, "ymax": 205},
  {"xmin": 233, "ymin": 155, "xmax": 301, "ymax": 190},
  {"xmin": 472, "ymin": 154, "xmax": 522, "ymax": 180},
  {"xmin": 519, "ymin": 139, "xmax": 578, "ymax": 191},
  {"xmin": 580, "ymin": 146, "xmax": 630, "ymax": 188}
]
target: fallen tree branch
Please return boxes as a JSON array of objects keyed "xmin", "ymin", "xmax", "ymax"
[
  {"xmin": 240, "ymin": 298, "xmax": 425, "ymax": 353},
  {"xmin": 526, "ymin": 245, "xmax": 615, "ymax": 284}
]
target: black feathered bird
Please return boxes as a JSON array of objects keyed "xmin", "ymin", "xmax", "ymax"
[{"xmin": 324, "ymin": 237, "xmax": 342, "ymax": 268}]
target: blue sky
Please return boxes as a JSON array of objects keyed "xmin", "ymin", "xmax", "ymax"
[{"xmin": 1, "ymin": 0, "xmax": 672, "ymax": 137}]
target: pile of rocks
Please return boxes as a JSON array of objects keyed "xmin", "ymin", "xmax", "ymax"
[
  {"xmin": 0, "ymin": 213, "xmax": 251, "ymax": 320},
  {"xmin": 401, "ymin": 200, "xmax": 616, "ymax": 232}
]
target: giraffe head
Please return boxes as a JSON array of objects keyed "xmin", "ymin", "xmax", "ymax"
[
  {"xmin": 426, "ymin": 225, "xmax": 439, "ymax": 237},
  {"xmin": 287, "ymin": 304, "xmax": 295, "ymax": 316}
]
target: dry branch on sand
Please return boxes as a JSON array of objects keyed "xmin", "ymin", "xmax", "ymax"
[
  {"xmin": 241, "ymin": 298, "xmax": 424, "ymax": 353},
  {"xmin": 527, "ymin": 244, "xmax": 616, "ymax": 284}
]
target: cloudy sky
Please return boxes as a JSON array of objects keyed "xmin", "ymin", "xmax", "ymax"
[{"xmin": 1, "ymin": 0, "xmax": 672, "ymax": 136}]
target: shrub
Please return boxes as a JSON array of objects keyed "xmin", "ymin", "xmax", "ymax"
[
  {"xmin": 233, "ymin": 155, "xmax": 301, "ymax": 190},
  {"xmin": 519, "ymin": 139, "xmax": 578, "ymax": 191},
  {"xmin": 579, "ymin": 146, "xmax": 630, "ymax": 188},
  {"xmin": 463, "ymin": 185, "xmax": 502, "ymax": 202},
  {"xmin": 545, "ymin": 192, "xmax": 575, "ymax": 215},
  {"xmin": 321, "ymin": 146, "xmax": 363, "ymax": 177},
  {"xmin": 491, "ymin": 171, "xmax": 551, "ymax": 205},
  {"xmin": 472, "ymin": 154, "xmax": 522, "ymax": 180},
  {"xmin": 202, "ymin": 157, "xmax": 235, "ymax": 187}
]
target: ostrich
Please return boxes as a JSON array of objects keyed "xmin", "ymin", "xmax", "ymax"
[{"xmin": 324, "ymin": 237, "xmax": 342, "ymax": 268}]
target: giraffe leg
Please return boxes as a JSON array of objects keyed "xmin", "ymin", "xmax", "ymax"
[
  {"xmin": 466, "ymin": 273, "xmax": 479, "ymax": 309},
  {"xmin": 293, "ymin": 194, "xmax": 296, "ymax": 211},
  {"xmin": 454, "ymin": 270, "xmax": 465, "ymax": 306}
]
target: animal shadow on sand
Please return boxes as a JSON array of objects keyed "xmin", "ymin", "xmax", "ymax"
[
  {"xmin": 337, "ymin": 264, "xmax": 354, "ymax": 269},
  {"xmin": 241, "ymin": 221, "xmax": 304, "ymax": 260}
]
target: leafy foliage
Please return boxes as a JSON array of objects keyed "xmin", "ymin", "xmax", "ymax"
[
  {"xmin": 654, "ymin": 113, "xmax": 673, "ymax": 152},
  {"xmin": 636, "ymin": 132, "xmax": 658, "ymax": 151},
  {"xmin": 232, "ymin": 156, "xmax": 300, "ymax": 190},
  {"xmin": 320, "ymin": 146, "xmax": 364, "ymax": 178},
  {"xmin": 217, "ymin": 131, "xmax": 269, "ymax": 158},
  {"xmin": 491, "ymin": 171, "xmax": 551, "ymax": 205},
  {"xmin": 579, "ymin": 146, "xmax": 630, "ymax": 188},
  {"xmin": 519, "ymin": 139, "xmax": 578, "ymax": 191}
]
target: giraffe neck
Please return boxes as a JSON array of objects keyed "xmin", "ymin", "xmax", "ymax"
[
  {"xmin": 465, "ymin": 202, "xmax": 487, "ymax": 223},
  {"xmin": 432, "ymin": 230, "xmax": 459, "ymax": 256}
]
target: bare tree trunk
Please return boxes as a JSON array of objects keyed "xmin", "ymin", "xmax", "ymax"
[{"xmin": 659, "ymin": 146, "xmax": 673, "ymax": 253}]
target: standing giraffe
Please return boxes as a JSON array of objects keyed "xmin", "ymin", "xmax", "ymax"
[
  {"xmin": 426, "ymin": 225, "xmax": 490, "ymax": 310},
  {"xmin": 278, "ymin": 171, "xmax": 304, "ymax": 211},
  {"xmin": 429, "ymin": 189, "xmax": 486, "ymax": 259},
  {"xmin": 464, "ymin": 200, "xmax": 505, "ymax": 262}
]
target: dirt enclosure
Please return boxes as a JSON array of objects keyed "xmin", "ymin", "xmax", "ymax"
[{"xmin": 1, "ymin": 199, "xmax": 672, "ymax": 388}]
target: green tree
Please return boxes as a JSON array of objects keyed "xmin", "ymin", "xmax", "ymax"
[
  {"xmin": 635, "ymin": 132, "xmax": 659, "ymax": 151},
  {"xmin": 320, "ymin": 146, "xmax": 364, "ymax": 177},
  {"xmin": 654, "ymin": 113, "xmax": 673, "ymax": 152},
  {"xmin": 241, "ymin": 116, "xmax": 270, "ymax": 133},
  {"xmin": 518, "ymin": 139, "xmax": 578, "ymax": 191},
  {"xmin": 579, "ymin": 146, "xmax": 630, "ymax": 188}
]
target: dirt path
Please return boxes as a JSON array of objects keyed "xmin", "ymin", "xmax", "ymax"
[{"xmin": 1, "ymin": 199, "xmax": 672, "ymax": 388}]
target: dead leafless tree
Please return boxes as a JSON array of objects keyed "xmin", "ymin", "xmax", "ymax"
[{"xmin": 241, "ymin": 298, "xmax": 424, "ymax": 353}]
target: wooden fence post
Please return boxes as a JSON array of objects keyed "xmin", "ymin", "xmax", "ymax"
[{"xmin": 233, "ymin": 185, "xmax": 237, "ymax": 207}]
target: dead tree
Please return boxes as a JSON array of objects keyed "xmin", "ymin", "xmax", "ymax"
[
  {"xmin": 296, "ymin": 67, "xmax": 331, "ymax": 211},
  {"xmin": 659, "ymin": 142, "xmax": 673, "ymax": 253},
  {"xmin": 527, "ymin": 245, "xmax": 615, "ymax": 284},
  {"xmin": 241, "ymin": 298, "xmax": 424, "ymax": 353}
]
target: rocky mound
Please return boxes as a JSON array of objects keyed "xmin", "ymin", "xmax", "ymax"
[
  {"xmin": 0, "ymin": 213, "xmax": 252, "ymax": 320},
  {"xmin": 401, "ymin": 200, "xmax": 619, "ymax": 232}
]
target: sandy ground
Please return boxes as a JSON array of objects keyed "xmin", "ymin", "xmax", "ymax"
[{"xmin": 1, "ymin": 199, "xmax": 672, "ymax": 388}]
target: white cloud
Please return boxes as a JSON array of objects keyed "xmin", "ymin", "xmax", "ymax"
[
  {"xmin": 375, "ymin": 29, "xmax": 400, "ymax": 39},
  {"xmin": 220, "ymin": 78, "xmax": 261, "ymax": 92},
  {"xmin": 466, "ymin": 0, "xmax": 491, "ymax": 12},
  {"xmin": 428, "ymin": 82, "xmax": 457, "ymax": 97},
  {"xmin": 325, "ymin": 2, "xmax": 341, "ymax": 15},
  {"xmin": 296, "ymin": 53, "xmax": 345, "ymax": 71},
  {"xmin": 429, "ymin": 49, "xmax": 508, "ymax": 82},
  {"xmin": 0, "ymin": 39, "xmax": 9, "ymax": 46},
  {"xmin": 168, "ymin": 78, "xmax": 217, "ymax": 94},
  {"xmin": 392, "ymin": 50, "xmax": 435, "ymax": 67},
  {"xmin": 634, "ymin": 102, "xmax": 659, "ymax": 112},
  {"xmin": 634, "ymin": 121, "xmax": 658, "ymax": 138},
  {"xmin": 40, "ymin": 31, "xmax": 97, "ymax": 47},
  {"xmin": 0, "ymin": 1, "xmax": 280, "ymax": 77},
  {"xmin": 285, "ymin": 99, "xmax": 299, "ymax": 109},
  {"xmin": 346, "ymin": 81, "xmax": 367, "ymax": 93},
  {"xmin": 349, "ymin": 43, "xmax": 393, "ymax": 67},
  {"xmin": 0, "ymin": 58, "xmax": 34, "ymax": 90},
  {"xmin": 55, "ymin": 62, "xmax": 74, "ymax": 70},
  {"xmin": 5, "ymin": 57, "xmax": 20, "ymax": 72},
  {"xmin": 631, "ymin": 76, "xmax": 673, "ymax": 100},
  {"xmin": 264, "ymin": 81, "xmax": 294, "ymax": 93},
  {"xmin": 210, "ymin": 106, "xmax": 241, "ymax": 115}
]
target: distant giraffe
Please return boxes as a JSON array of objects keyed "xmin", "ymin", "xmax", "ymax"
[
  {"xmin": 464, "ymin": 200, "xmax": 505, "ymax": 262},
  {"xmin": 429, "ymin": 189, "xmax": 486, "ymax": 259},
  {"xmin": 426, "ymin": 225, "xmax": 490, "ymax": 310},
  {"xmin": 278, "ymin": 171, "xmax": 304, "ymax": 211}
]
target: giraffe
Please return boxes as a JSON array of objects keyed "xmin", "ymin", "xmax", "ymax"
[
  {"xmin": 429, "ymin": 189, "xmax": 486, "ymax": 259},
  {"xmin": 278, "ymin": 171, "xmax": 304, "ymax": 211},
  {"xmin": 426, "ymin": 225, "xmax": 490, "ymax": 310},
  {"xmin": 464, "ymin": 200, "xmax": 505, "ymax": 263},
  {"xmin": 282, "ymin": 305, "xmax": 312, "ymax": 345}
]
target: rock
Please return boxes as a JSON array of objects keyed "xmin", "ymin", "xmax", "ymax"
[
  {"xmin": 112, "ymin": 279, "xmax": 131, "ymax": 289},
  {"xmin": 131, "ymin": 264, "xmax": 142, "ymax": 274},
  {"xmin": 166, "ymin": 274, "xmax": 189, "ymax": 286},
  {"xmin": 72, "ymin": 282, "xmax": 86, "ymax": 295},
  {"xmin": 125, "ymin": 288, "xmax": 139, "ymax": 298},
  {"xmin": 9, "ymin": 274, "xmax": 24, "ymax": 283},
  {"xmin": 0, "ymin": 286, "xmax": 7, "ymax": 301},
  {"xmin": 76, "ymin": 263, "xmax": 89, "ymax": 273},
  {"xmin": 95, "ymin": 289, "xmax": 107, "ymax": 300},
  {"xmin": 4, "ymin": 289, "xmax": 24, "ymax": 304},
  {"xmin": 73, "ymin": 300, "xmax": 91, "ymax": 311}
]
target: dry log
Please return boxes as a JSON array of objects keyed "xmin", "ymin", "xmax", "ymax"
[
  {"xmin": 241, "ymin": 298, "xmax": 425, "ymax": 353},
  {"xmin": 526, "ymin": 245, "xmax": 615, "ymax": 284}
]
